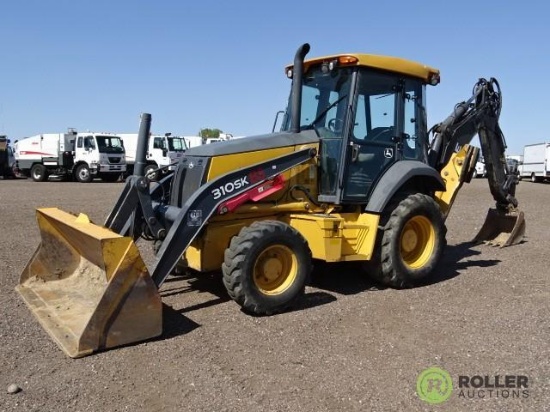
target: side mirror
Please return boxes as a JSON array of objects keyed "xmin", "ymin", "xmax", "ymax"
[{"xmin": 162, "ymin": 148, "xmax": 167, "ymax": 157}]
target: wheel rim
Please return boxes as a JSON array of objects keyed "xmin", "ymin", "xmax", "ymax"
[
  {"xmin": 253, "ymin": 245, "xmax": 298, "ymax": 295},
  {"xmin": 400, "ymin": 216, "xmax": 436, "ymax": 269},
  {"xmin": 79, "ymin": 168, "xmax": 89, "ymax": 180}
]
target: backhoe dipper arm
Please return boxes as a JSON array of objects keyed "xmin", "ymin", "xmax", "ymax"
[{"xmin": 428, "ymin": 78, "xmax": 518, "ymax": 211}]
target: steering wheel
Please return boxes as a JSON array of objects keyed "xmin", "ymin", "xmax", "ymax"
[
  {"xmin": 328, "ymin": 118, "xmax": 344, "ymax": 133},
  {"xmin": 368, "ymin": 126, "xmax": 394, "ymax": 142}
]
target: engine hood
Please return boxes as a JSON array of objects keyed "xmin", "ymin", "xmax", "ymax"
[{"xmin": 185, "ymin": 130, "xmax": 319, "ymax": 157}]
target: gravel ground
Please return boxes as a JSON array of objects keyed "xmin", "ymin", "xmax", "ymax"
[{"xmin": 0, "ymin": 177, "xmax": 548, "ymax": 411}]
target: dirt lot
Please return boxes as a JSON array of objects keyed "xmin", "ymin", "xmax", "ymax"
[{"xmin": 1, "ymin": 178, "xmax": 548, "ymax": 411}]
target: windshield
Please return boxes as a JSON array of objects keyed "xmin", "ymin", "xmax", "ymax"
[
  {"xmin": 168, "ymin": 137, "xmax": 186, "ymax": 151},
  {"xmin": 282, "ymin": 65, "xmax": 353, "ymax": 138},
  {"xmin": 96, "ymin": 136, "xmax": 124, "ymax": 153}
]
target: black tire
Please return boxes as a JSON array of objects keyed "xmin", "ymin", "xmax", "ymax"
[
  {"xmin": 472, "ymin": 169, "xmax": 478, "ymax": 179},
  {"xmin": 531, "ymin": 173, "xmax": 542, "ymax": 183},
  {"xmin": 144, "ymin": 164, "xmax": 160, "ymax": 181},
  {"xmin": 222, "ymin": 220, "xmax": 312, "ymax": 315},
  {"xmin": 30, "ymin": 164, "xmax": 48, "ymax": 182},
  {"xmin": 367, "ymin": 193, "xmax": 446, "ymax": 288},
  {"xmin": 75, "ymin": 164, "xmax": 92, "ymax": 183},
  {"xmin": 100, "ymin": 173, "xmax": 121, "ymax": 182}
]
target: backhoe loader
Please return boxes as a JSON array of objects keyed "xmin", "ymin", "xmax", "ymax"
[{"xmin": 17, "ymin": 43, "xmax": 525, "ymax": 358}]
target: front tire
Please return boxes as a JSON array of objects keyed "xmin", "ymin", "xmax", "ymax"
[
  {"xmin": 144, "ymin": 164, "xmax": 160, "ymax": 181},
  {"xmin": 222, "ymin": 220, "xmax": 312, "ymax": 315},
  {"xmin": 30, "ymin": 164, "xmax": 48, "ymax": 182},
  {"xmin": 75, "ymin": 164, "xmax": 92, "ymax": 183},
  {"xmin": 367, "ymin": 193, "xmax": 446, "ymax": 288}
]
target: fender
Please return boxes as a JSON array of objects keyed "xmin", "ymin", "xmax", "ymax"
[{"xmin": 365, "ymin": 160, "xmax": 445, "ymax": 213}]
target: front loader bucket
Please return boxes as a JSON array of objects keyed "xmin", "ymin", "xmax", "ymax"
[
  {"xmin": 16, "ymin": 208, "xmax": 162, "ymax": 358},
  {"xmin": 473, "ymin": 208, "xmax": 526, "ymax": 247}
]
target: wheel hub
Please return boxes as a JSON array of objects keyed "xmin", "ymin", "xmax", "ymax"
[
  {"xmin": 262, "ymin": 257, "xmax": 283, "ymax": 281},
  {"xmin": 400, "ymin": 215, "xmax": 436, "ymax": 269},
  {"xmin": 401, "ymin": 229, "xmax": 418, "ymax": 252},
  {"xmin": 253, "ymin": 245, "xmax": 297, "ymax": 295}
]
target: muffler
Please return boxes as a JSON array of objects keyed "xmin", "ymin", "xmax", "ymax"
[
  {"xmin": 473, "ymin": 207, "xmax": 526, "ymax": 247},
  {"xmin": 17, "ymin": 208, "xmax": 162, "ymax": 358}
]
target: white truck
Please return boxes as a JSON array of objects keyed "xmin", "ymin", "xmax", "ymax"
[
  {"xmin": 183, "ymin": 135, "xmax": 204, "ymax": 148},
  {"xmin": 519, "ymin": 143, "xmax": 550, "ymax": 183},
  {"xmin": 118, "ymin": 133, "xmax": 187, "ymax": 178},
  {"xmin": 14, "ymin": 130, "xmax": 126, "ymax": 182}
]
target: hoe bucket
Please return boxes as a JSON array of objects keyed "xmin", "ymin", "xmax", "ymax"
[
  {"xmin": 16, "ymin": 208, "xmax": 162, "ymax": 358},
  {"xmin": 473, "ymin": 208, "xmax": 526, "ymax": 247}
]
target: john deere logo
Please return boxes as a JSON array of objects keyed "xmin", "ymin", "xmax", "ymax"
[{"xmin": 417, "ymin": 367, "xmax": 453, "ymax": 404}]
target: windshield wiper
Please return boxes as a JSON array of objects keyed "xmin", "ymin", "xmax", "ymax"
[{"xmin": 305, "ymin": 94, "xmax": 348, "ymax": 129}]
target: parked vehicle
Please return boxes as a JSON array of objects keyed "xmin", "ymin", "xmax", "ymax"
[
  {"xmin": 519, "ymin": 143, "xmax": 550, "ymax": 182},
  {"xmin": 14, "ymin": 129, "xmax": 126, "ymax": 182},
  {"xmin": 0, "ymin": 135, "xmax": 15, "ymax": 178},
  {"xmin": 118, "ymin": 133, "xmax": 187, "ymax": 179},
  {"xmin": 16, "ymin": 43, "xmax": 525, "ymax": 358},
  {"xmin": 183, "ymin": 135, "xmax": 204, "ymax": 148},
  {"xmin": 474, "ymin": 160, "xmax": 486, "ymax": 178},
  {"xmin": 506, "ymin": 158, "xmax": 520, "ymax": 175}
]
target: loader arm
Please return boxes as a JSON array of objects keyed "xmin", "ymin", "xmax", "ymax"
[
  {"xmin": 104, "ymin": 113, "xmax": 316, "ymax": 287},
  {"xmin": 149, "ymin": 147, "xmax": 316, "ymax": 288},
  {"xmin": 428, "ymin": 78, "xmax": 525, "ymax": 246}
]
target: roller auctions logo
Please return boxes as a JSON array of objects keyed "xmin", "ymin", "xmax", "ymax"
[
  {"xmin": 416, "ymin": 367, "xmax": 530, "ymax": 404},
  {"xmin": 416, "ymin": 367, "xmax": 453, "ymax": 404}
]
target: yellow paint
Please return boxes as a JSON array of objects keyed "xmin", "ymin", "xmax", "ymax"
[
  {"xmin": 339, "ymin": 213, "xmax": 380, "ymax": 260},
  {"xmin": 399, "ymin": 215, "xmax": 435, "ymax": 269},
  {"xmin": 286, "ymin": 53, "xmax": 439, "ymax": 84},
  {"xmin": 186, "ymin": 216, "xmax": 279, "ymax": 272},
  {"xmin": 253, "ymin": 245, "xmax": 298, "ymax": 295},
  {"xmin": 17, "ymin": 207, "xmax": 162, "ymax": 358},
  {"xmin": 207, "ymin": 147, "xmax": 293, "ymax": 181},
  {"xmin": 287, "ymin": 212, "xmax": 380, "ymax": 262},
  {"xmin": 435, "ymin": 144, "xmax": 478, "ymax": 218}
]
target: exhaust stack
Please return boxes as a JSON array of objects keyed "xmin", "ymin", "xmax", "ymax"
[{"xmin": 290, "ymin": 43, "xmax": 310, "ymax": 133}]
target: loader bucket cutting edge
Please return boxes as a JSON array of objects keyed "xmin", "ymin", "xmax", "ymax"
[
  {"xmin": 472, "ymin": 208, "xmax": 526, "ymax": 247},
  {"xmin": 16, "ymin": 207, "xmax": 162, "ymax": 358}
]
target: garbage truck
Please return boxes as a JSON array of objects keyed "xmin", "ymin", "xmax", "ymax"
[
  {"xmin": 16, "ymin": 43, "xmax": 525, "ymax": 358},
  {"xmin": 14, "ymin": 129, "xmax": 126, "ymax": 182}
]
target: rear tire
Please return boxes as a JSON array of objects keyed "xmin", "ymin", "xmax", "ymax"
[
  {"xmin": 531, "ymin": 173, "xmax": 541, "ymax": 183},
  {"xmin": 366, "ymin": 193, "xmax": 446, "ymax": 288},
  {"xmin": 75, "ymin": 164, "xmax": 93, "ymax": 183},
  {"xmin": 222, "ymin": 220, "xmax": 312, "ymax": 315},
  {"xmin": 30, "ymin": 164, "xmax": 48, "ymax": 182}
]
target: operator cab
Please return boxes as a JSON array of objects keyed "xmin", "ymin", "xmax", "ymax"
[{"xmin": 281, "ymin": 54, "xmax": 439, "ymax": 204}]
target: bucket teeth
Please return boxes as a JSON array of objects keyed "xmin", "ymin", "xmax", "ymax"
[
  {"xmin": 16, "ymin": 207, "xmax": 163, "ymax": 358},
  {"xmin": 473, "ymin": 208, "xmax": 526, "ymax": 248}
]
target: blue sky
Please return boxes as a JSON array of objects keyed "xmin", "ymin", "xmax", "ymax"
[{"xmin": 1, "ymin": 0, "xmax": 548, "ymax": 155}]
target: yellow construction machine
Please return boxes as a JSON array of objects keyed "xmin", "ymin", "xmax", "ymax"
[{"xmin": 17, "ymin": 43, "xmax": 525, "ymax": 357}]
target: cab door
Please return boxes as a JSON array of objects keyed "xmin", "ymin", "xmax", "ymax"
[
  {"xmin": 341, "ymin": 74, "xmax": 427, "ymax": 202},
  {"xmin": 342, "ymin": 72, "xmax": 402, "ymax": 202}
]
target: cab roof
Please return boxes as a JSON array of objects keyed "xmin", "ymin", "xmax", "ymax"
[{"xmin": 286, "ymin": 53, "xmax": 440, "ymax": 84}]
